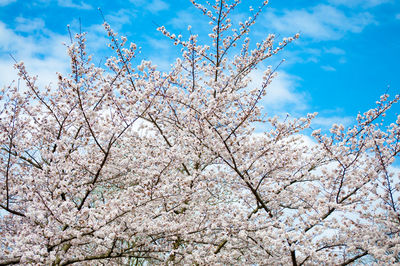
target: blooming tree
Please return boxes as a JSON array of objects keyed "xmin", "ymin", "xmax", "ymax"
[{"xmin": 1, "ymin": 0, "xmax": 399, "ymax": 265}]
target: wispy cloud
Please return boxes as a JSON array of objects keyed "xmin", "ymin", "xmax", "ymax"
[
  {"xmin": 328, "ymin": 0, "xmax": 392, "ymax": 8},
  {"xmin": 264, "ymin": 5, "xmax": 375, "ymax": 41},
  {"xmin": 146, "ymin": 36, "xmax": 171, "ymax": 50},
  {"xmin": 14, "ymin": 17, "xmax": 45, "ymax": 33},
  {"xmin": 57, "ymin": 0, "xmax": 92, "ymax": 10},
  {"xmin": 324, "ymin": 47, "xmax": 345, "ymax": 55},
  {"xmin": 0, "ymin": 21, "xmax": 69, "ymax": 88},
  {"xmin": 311, "ymin": 107, "xmax": 354, "ymax": 129},
  {"xmin": 167, "ymin": 9, "xmax": 211, "ymax": 36},
  {"xmin": 104, "ymin": 9, "xmax": 137, "ymax": 28},
  {"xmin": 312, "ymin": 115, "xmax": 353, "ymax": 128},
  {"xmin": 321, "ymin": 65, "xmax": 336, "ymax": 71},
  {"xmin": 0, "ymin": 0, "xmax": 15, "ymax": 6},
  {"xmin": 147, "ymin": 0, "xmax": 169, "ymax": 13},
  {"xmin": 248, "ymin": 69, "xmax": 307, "ymax": 112},
  {"xmin": 129, "ymin": 0, "xmax": 169, "ymax": 14},
  {"xmin": 396, "ymin": 13, "xmax": 400, "ymax": 20},
  {"xmin": 169, "ymin": 10, "xmax": 197, "ymax": 29}
]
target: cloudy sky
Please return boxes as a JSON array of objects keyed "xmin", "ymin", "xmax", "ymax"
[{"xmin": 0, "ymin": 0, "xmax": 399, "ymax": 129}]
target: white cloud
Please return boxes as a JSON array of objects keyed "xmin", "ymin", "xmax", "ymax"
[
  {"xmin": 324, "ymin": 47, "xmax": 345, "ymax": 55},
  {"xmin": 57, "ymin": 0, "xmax": 92, "ymax": 10},
  {"xmin": 14, "ymin": 17, "xmax": 45, "ymax": 33},
  {"xmin": 146, "ymin": 36, "xmax": 171, "ymax": 50},
  {"xmin": 129, "ymin": 0, "xmax": 169, "ymax": 13},
  {"xmin": 0, "ymin": 21, "xmax": 69, "ymax": 88},
  {"xmin": 312, "ymin": 115, "xmax": 353, "ymax": 128},
  {"xmin": 143, "ymin": 37, "xmax": 177, "ymax": 71},
  {"xmin": 104, "ymin": 9, "xmax": 138, "ymax": 27},
  {"xmin": 169, "ymin": 10, "xmax": 197, "ymax": 29},
  {"xmin": 396, "ymin": 14, "xmax": 400, "ymax": 20},
  {"xmin": 248, "ymin": 69, "xmax": 307, "ymax": 111},
  {"xmin": 264, "ymin": 5, "xmax": 375, "ymax": 41},
  {"xmin": 321, "ymin": 65, "xmax": 336, "ymax": 71},
  {"xmin": 167, "ymin": 9, "xmax": 211, "ymax": 38},
  {"xmin": 328, "ymin": 0, "xmax": 392, "ymax": 8},
  {"xmin": 0, "ymin": 0, "xmax": 16, "ymax": 6},
  {"xmin": 147, "ymin": 0, "xmax": 169, "ymax": 13},
  {"xmin": 265, "ymin": 72, "xmax": 303, "ymax": 106}
]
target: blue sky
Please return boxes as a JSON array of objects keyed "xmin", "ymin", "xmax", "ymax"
[{"xmin": 0, "ymin": 0, "xmax": 399, "ymax": 129}]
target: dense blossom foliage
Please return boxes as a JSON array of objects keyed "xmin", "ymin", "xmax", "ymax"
[{"xmin": 0, "ymin": 0, "xmax": 399, "ymax": 265}]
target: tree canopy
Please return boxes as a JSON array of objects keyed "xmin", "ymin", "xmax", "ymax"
[{"xmin": 0, "ymin": 0, "xmax": 399, "ymax": 265}]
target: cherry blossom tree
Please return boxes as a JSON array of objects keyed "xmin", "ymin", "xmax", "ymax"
[{"xmin": 1, "ymin": 0, "xmax": 399, "ymax": 265}]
